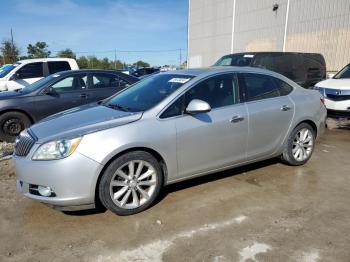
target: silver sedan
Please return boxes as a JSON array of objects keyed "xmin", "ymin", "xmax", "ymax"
[{"xmin": 14, "ymin": 67, "xmax": 326, "ymax": 215}]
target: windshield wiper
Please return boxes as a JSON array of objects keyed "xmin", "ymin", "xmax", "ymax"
[{"xmin": 104, "ymin": 103, "xmax": 131, "ymax": 112}]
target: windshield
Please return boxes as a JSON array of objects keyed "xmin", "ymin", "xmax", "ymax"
[
  {"xmin": 334, "ymin": 64, "xmax": 350, "ymax": 79},
  {"xmin": 104, "ymin": 73, "xmax": 194, "ymax": 112},
  {"xmin": 0, "ymin": 63, "xmax": 19, "ymax": 78},
  {"xmin": 214, "ymin": 54, "xmax": 253, "ymax": 67},
  {"xmin": 21, "ymin": 74, "xmax": 57, "ymax": 93}
]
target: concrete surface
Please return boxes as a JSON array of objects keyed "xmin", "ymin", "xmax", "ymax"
[{"xmin": 0, "ymin": 129, "xmax": 349, "ymax": 262}]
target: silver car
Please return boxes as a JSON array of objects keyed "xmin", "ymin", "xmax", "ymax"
[{"xmin": 15, "ymin": 67, "xmax": 326, "ymax": 215}]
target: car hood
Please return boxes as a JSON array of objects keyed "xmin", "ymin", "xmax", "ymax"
[
  {"xmin": 30, "ymin": 104, "xmax": 143, "ymax": 142},
  {"xmin": 0, "ymin": 90, "xmax": 26, "ymax": 99},
  {"xmin": 316, "ymin": 79, "xmax": 350, "ymax": 90}
]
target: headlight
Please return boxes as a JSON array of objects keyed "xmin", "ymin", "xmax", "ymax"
[{"xmin": 32, "ymin": 137, "xmax": 82, "ymax": 160}]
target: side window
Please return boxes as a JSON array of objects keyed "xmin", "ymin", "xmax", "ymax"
[
  {"xmin": 16, "ymin": 62, "xmax": 43, "ymax": 79},
  {"xmin": 118, "ymin": 78, "xmax": 131, "ymax": 89},
  {"xmin": 90, "ymin": 74, "xmax": 120, "ymax": 89},
  {"xmin": 273, "ymin": 78, "xmax": 293, "ymax": 96},
  {"xmin": 48, "ymin": 61, "xmax": 71, "ymax": 74},
  {"xmin": 160, "ymin": 97, "xmax": 184, "ymax": 119},
  {"xmin": 50, "ymin": 74, "xmax": 87, "ymax": 92},
  {"xmin": 239, "ymin": 73, "xmax": 279, "ymax": 102},
  {"xmin": 184, "ymin": 74, "xmax": 238, "ymax": 109},
  {"xmin": 160, "ymin": 74, "xmax": 239, "ymax": 119}
]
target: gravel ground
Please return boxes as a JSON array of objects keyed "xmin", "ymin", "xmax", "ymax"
[
  {"xmin": 0, "ymin": 142, "xmax": 14, "ymax": 159},
  {"xmin": 0, "ymin": 129, "xmax": 350, "ymax": 261}
]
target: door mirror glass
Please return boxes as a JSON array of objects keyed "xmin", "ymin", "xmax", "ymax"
[
  {"xmin": 45, "ymin": 87, "xmax": 58, "ymax": 96},
  {"xmin": 10, "ymin": 73, "xmax": 20, "ymax": 81},
  {"xmin": 185, "ymin": 99, "xmax": 211, "ymax": 114}
]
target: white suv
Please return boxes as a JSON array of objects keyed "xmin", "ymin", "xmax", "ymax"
[
  {"xmin": 0, "ymin": 58, "xmax": 79, "ymax": 92},
  {"xmin": 315, "ymin": 63, "xmax": 350, "ymax": 119}
]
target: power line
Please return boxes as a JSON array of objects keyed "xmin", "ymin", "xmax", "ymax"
[{"xmin": 51, "ymin": 48, "xmax": 187, "ymax": 54}]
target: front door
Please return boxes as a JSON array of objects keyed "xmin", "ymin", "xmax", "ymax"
[
  {"xmin": 7, "ymin": 62, "xmax": 44, "ymax": 90},
  {"xmin": 170, "ymin": 73, "xmax": 248, "ymax": 179},
  {"xmin": 34, "ymin": 74, "xmax": 88, "ymax": 120}
]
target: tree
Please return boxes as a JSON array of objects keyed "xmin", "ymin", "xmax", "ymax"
[
  {"xmin": 133, "ymin": 60, "xmax": 150, "ymax": 68},
  {"xmin": 0, "ymin": 39, "xmax": 19, "ymax": 63},
  {"xmin": 57, "ymin": 48, "xmax": 76, "ymax": 59},
  {"xmin": 27, "ymin": 41, "xmax": 51, "ymax": 58},
  {"xmin": 76, "ymin": 56, "xmax": 89, "ymax": 69}
]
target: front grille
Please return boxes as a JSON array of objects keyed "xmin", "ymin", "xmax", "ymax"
[
  {"xmin": 14, "ymin": 130, "xmax": 36, "ymax": 157},
  {"xmin": 326, "ymin": 94, "xmax": 350, "ymax": 101}
]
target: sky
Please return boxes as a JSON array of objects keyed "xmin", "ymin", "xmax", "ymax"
[{"xmin": 0, "ymin": 0, "xmax": 189, "ymax": 66}]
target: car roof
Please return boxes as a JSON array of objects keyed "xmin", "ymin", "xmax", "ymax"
[
  {"xmin": 162, "ymin": 66, "xmax": 277, "ymax": 77},
  {"xmin": 17, "ymin": 58, "xmax": 76, "ymax": 64},
  {"xmin": 55, "ymin": 69, "xmax": 132, "ymax": 75},
  {"xmin": 222, "ymin": 51, "xmax": 323, "ymax": 56}
]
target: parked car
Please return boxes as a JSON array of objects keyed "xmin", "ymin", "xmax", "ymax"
[
  {"xmin": 0, "ymin": 69, "xmax": 138, "ymax": 142},
  {"xmin": 131, "ymin": 67, "xmax": 160, "ymax": 78},
  {"xmin": 14, "ymin": 67, "xmax": 326, "ymax": 215},
  {"xmin": 0, "ymin": 64, "xmax": 12, "ymax": 70},
  {"xmin": 314, "ymin": 63, "xmax": 350, "ymax": 119},
  {"xmin": 214, "ymin": 52, "xmax": 326, "ymax": 88},
  {"xmin": 0, "ymin": 58, "xmax": 79, "ymax": 92}
]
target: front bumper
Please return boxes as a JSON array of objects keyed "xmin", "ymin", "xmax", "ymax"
[{"xmin": 15, "ymin": 151, "xmax": 103, "ymax": 211}]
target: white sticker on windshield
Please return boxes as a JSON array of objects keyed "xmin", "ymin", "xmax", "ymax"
[
  {"xmin": 243, "ymin": 54, "xmax": 254, "ymax": 58},
  {"xmin": 168, "ymin": 78, "xmax": 191, "ymax": 84},
  {"xmin": 52, "ymin": 74, "xmax": 60, "ymax": 77}
]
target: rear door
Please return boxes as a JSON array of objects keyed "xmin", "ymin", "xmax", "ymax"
[
  {"xmin": 238, "ymin": 73, "xmax": 294, "ymax": 160},
  {"xmin": 34, "ymin": 73, "xmax": 88, "ymax": 119},
  {"xmin": 86, "ymin": 73, "xmax": 131, "ymax": 103}
]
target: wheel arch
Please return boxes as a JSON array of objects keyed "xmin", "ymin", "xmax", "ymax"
[
  {"xmin": 295, "ymin": 119, "xmax": 318, "ymax": 138},
  {"xmin": 94, "ymin": 146, "xmax": 168, "ymax": 207},
  {"xmin": 0, "ymin": 109, "xmax": 35, "ymax": 124}
]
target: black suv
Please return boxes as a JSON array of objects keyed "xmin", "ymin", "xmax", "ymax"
[
  {"xmin": 0, "ymin": 69, "xmax": 138, "ymax": 142},
  {"xmin": 214, "ymin": 52, "xmax": 326, "ymax": 88}
]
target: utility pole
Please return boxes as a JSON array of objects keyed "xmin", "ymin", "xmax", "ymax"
[
  {"xmin": 114, "ymin": 48, "xmax": 117, "ymax": 69},
  {"xmin": 179, "ymin": 48, "xmax": 182, "ymax": 68},
  {"xmin": 10, "ymin": 28, "xmax": 15, "ymax": 62}
]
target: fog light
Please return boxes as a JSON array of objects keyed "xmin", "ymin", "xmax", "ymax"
[{"xmin": 38, "ymin": 186, "xmax": 52, "ymax": 197}]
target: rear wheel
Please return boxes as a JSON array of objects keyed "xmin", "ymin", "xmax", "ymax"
[
  {"xmin": 0, "ymin": 112, "xmax": 31, "ymax": 142},
  {"xmin": 98, "ymin": 151, "xmax": 163, "ymax": 216},
  {"xmin": 281, "ymin": 123, "xmax": 315, "ymax": 166}
]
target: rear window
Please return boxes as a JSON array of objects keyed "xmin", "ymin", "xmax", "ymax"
[
  {"xmin": 48, "ymin": 61, "xmax": 71, "ymax": 74},
  {"xmin": 214, "ymin": 54, "xmax": 253, "ymax": 67}
]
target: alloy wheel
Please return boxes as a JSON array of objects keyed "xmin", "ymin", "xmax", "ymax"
[
  {"xmin": 109, "ymin": 160, "xmax": 157, "ymax": 209},
  {"xmin": 292, "ymin": 128, "xmax": 314, "ymax": 161}
]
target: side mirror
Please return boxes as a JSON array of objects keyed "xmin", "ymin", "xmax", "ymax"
[
  {"xmin": 10, "ymin": 73, "xmax": 20, "ymax": 81},
  {"xmin": 45, "ymin": 87, "xmax": 58, "ymax": 96},
  {"xmin": 185, "ymin": 99, "xmax": 211, "ymax": 115}
]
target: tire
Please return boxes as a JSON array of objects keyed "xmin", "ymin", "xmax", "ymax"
[
  {"xmin": 0, "ymin": 112, "xmax": 31, "ymax": 142},
  {"xmin": 98, "ymin": 151, "xmax": 163, "ymax": 216},
  {"xmin": 281, "ymin": 123, "xmax": 315, "ymax": 166}
]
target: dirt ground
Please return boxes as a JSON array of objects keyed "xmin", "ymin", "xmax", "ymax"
[{"xmin": 0, "ymin": 129, "xmax": 350, "ymax": 262}]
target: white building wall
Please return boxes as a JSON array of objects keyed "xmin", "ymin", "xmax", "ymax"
[{"xmin": 188, "ymin": 0, "xmax": 350, "ymax": 71}]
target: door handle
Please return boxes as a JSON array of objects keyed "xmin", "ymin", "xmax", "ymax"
[
  {"xmin": 80, "ymin": 93, "xmax": 89, "ymax": 99},
  {"xmin": 281, "ymin": 105, "xmax": 291, "ymax": 111},
  {"xmin": 230, "ymin": 115, "xmax": 245, "ymax": 123}
]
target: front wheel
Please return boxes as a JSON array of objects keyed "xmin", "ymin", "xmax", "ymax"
[
  {"xmin": 0, "ymin": 112, "xmax": 31, "ymax": 142},
  {"xmin": 98, "ymin": 151, "xmax": 163, "ymax": 216},
  {"xmin": 281, "ymin": 123, "xmax": 315, "ymax": 166}
]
